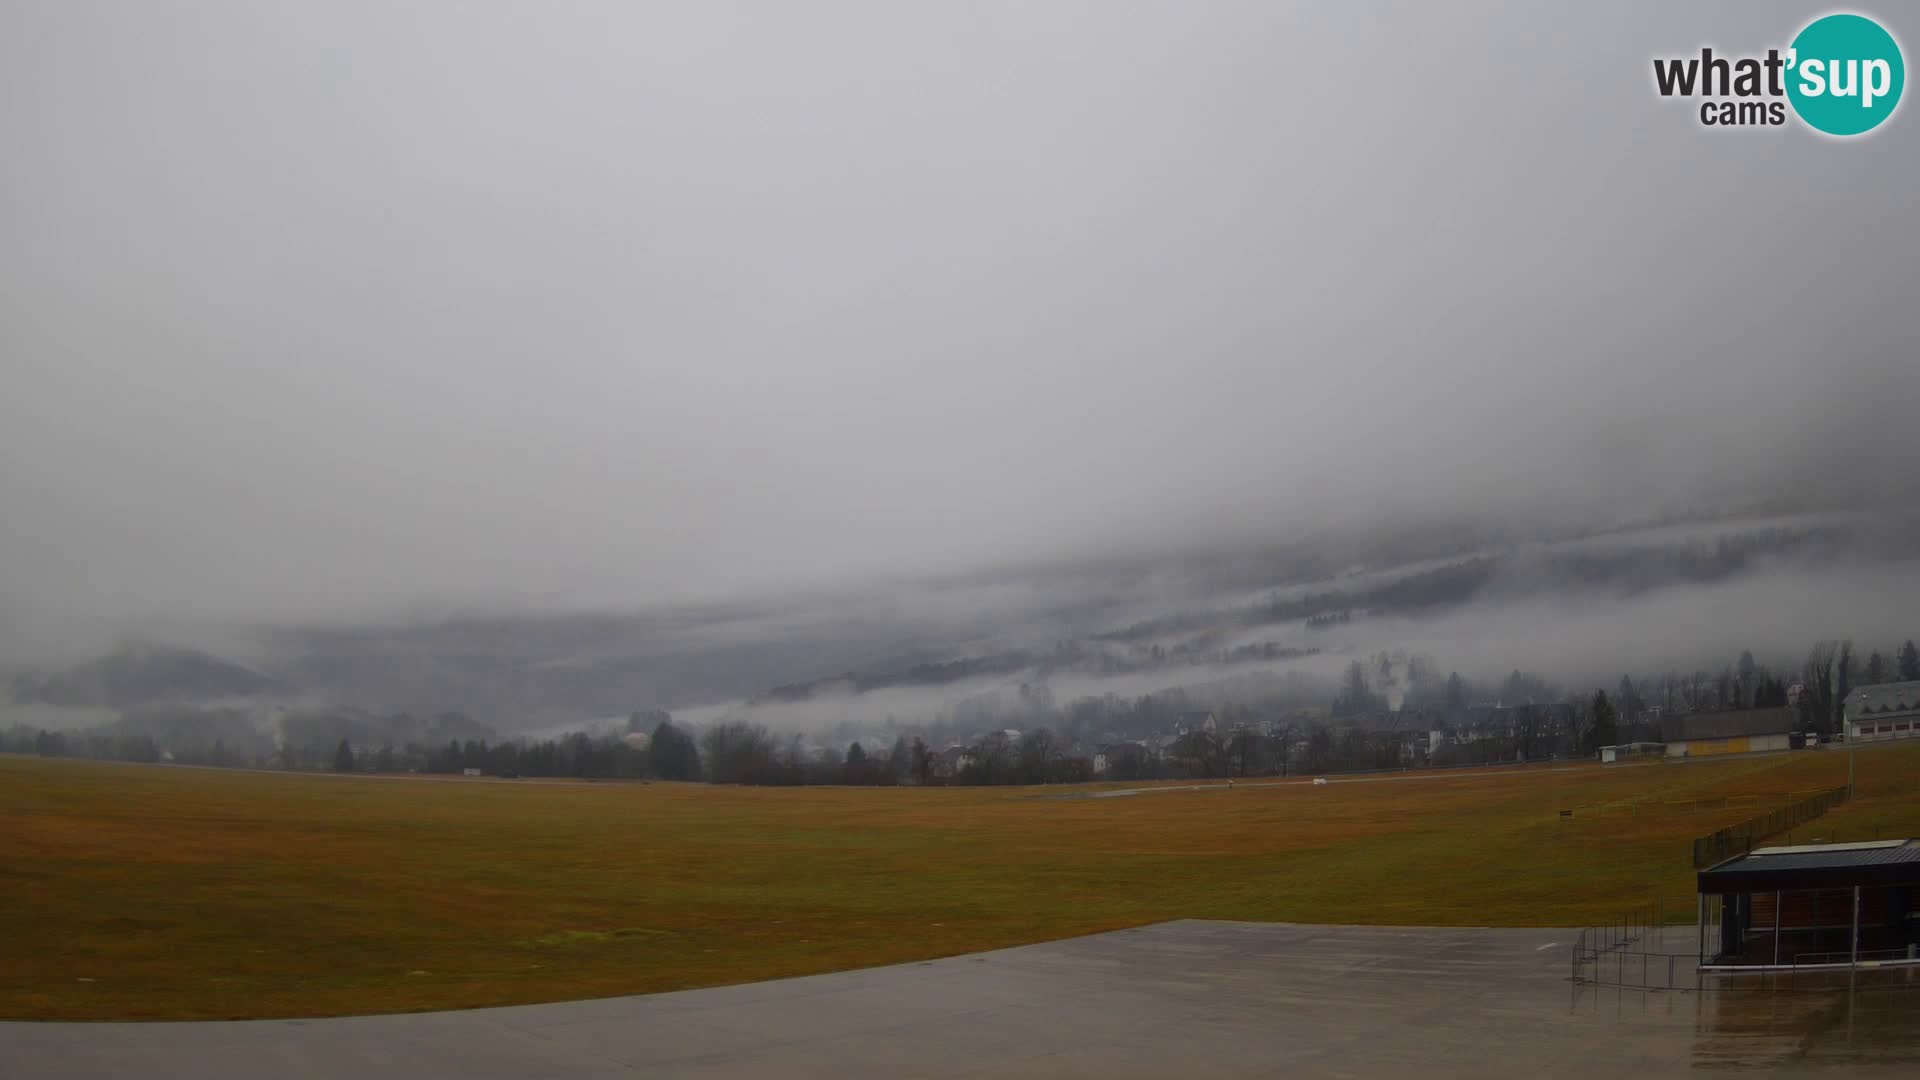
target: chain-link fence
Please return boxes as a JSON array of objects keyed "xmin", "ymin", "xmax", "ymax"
[
  {"xmin": 1691, "ymin": 785, "xmax": 1850, "ymax": 868},
  {"xmin": 1570, "ymin": 895, "xmax": 1704, "ymax": 989}
]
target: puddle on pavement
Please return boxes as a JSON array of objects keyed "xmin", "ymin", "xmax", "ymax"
[{"xmin": 1572, "ymin": 966, "xmax": 1920, "ymax": 1071}]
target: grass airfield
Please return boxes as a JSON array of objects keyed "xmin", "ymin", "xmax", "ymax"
[{"xmin": 5, "ymin": 742, "xmax": 1918, "ymax": 1020}]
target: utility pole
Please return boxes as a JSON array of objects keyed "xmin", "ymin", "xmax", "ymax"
[{"xmin": 1842, "ymin": 690, "xmax": 1855, "ymax": 799}]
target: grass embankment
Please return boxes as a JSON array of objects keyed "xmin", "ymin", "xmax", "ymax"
[{"xmin": 3, "ymin": 741, "xmax": 1916, "ymax": 1020}]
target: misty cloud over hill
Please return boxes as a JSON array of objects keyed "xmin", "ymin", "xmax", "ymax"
[
  {"xmin": 2, "ymin": 4, "xmax": 1916, "ymax": 741},
  {"xmin": 11, "ymin": 643, "xmax": 283, "ymax": 709},
  {"xmin": 11, "ymin": 511, "xmax": 1917, "ymax": 739}
]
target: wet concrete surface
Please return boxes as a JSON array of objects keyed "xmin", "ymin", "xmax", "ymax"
[{"xmin": 5, "ymin": 921, "xmax": 1919, "ymax": 1078}]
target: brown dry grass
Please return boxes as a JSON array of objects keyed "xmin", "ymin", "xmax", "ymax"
[{"xmin": 4, "ymin": 741, "xmax": 1916, "ymax": 1020}]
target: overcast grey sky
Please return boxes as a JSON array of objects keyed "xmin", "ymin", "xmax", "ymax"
[{"xmin": 2, "ymin": 2, "xmax": 1916, "ymax": 648}]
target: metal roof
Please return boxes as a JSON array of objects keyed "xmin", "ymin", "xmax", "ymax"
[
  {"xmin": 1749, "ymin": 839, "xmax": 1905, "ymax": 856},
  {"xmin": 1698, "ymin": 838, "xmax": 1920, "ymax": 892},
  {"xmin": 1660, "ymin": 706, "xmax": 1797, "ymax": 743},
  {"xmin": 1848, "ymin": 681, "xmax": 1920, "ymax": 719},
  {"xmin": 1719, "ymin": 840, "xmax": 1920, "ymax": 872}
]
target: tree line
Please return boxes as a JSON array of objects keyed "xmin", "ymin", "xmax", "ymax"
[{"xmin": 9, "ymin": 637, "xmax": 1916, "ymax": 786}]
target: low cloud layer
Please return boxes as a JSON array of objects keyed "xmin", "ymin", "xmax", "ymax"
[
  {"xmin": 660, "ymin": 529, "xmax": 1920, "ymax": 735},
  {"xmin": 3, "ymin": 2, "xmax": 1916, "ymax": 669}
]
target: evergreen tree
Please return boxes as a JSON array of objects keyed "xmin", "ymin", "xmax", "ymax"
[
  {"xmin": 1900, "ymin": 640, "xmax": 1920, "ymax": 682},
  {"xmin": 910, "ymin": 736, "xmax": 932, "ymax": 783},
  {"xmin": 1585, "ymin": 690, "xmax": 1619, "ymax": 753},
  {"xmin": 1616, "ymin": 675, "xmax": 1641, "ymax": 725},
  {"xmin": 843, "ymin": 741, "xmax": 871, "ymax": 784},
  {"xmin": 650, "ymin": 719, "xmax": 700, "ymax": 781},
  {"xmin": 1335, "ymin": 660, "xmax": 1374, "ymax": 716},
  {"xmin": 333, "ymin": 738, "xmax": 355, "ymax": 772}
]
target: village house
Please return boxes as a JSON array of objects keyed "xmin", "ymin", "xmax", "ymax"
[
  {"xmin": 1171, "ymin": 710, "xmax": 1217, "ymax": 736},
  {"xmin": 929, "ymin": 745, "xmax": 973, "ymax": 780}
]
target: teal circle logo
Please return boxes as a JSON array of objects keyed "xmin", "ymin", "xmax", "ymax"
[{"xmin": 1787, "ymin": 13, "xmax": 1905, "ymax": 136}]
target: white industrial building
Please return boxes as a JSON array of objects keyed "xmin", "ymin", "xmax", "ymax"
[{"xmin": 1844, "ymin": 681, "xmax": 1920, "ymax": 742}]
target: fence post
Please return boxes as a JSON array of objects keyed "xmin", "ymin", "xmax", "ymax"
[
  {"xmin": 1852, "ymin": 886, "xmax": 1861, "ymax": 968},
  {"xmin": 1774, "ymin": 890, "xmax": 1782, "ymax": 966}
]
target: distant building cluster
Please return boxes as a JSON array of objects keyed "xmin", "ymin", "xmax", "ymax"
[
  {"xmin": 918, "ymin": 701, "xmax": 1597, "ymax": 783},
  {"xmin": 1592, "ymin": 685, "xmax": 1920, "ymax": 764}
]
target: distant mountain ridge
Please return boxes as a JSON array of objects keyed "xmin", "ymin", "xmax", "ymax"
[
  {"xmin": 8, "ymin": 510, "xmax": 1909, "ymax": 727},
  {"xmin": 10, "ymin": 643, "xmax": 283, "ymax": 708}
]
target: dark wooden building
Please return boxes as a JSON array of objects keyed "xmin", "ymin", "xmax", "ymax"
[{"xmin": 1697, "ymin": 839, "xmax": 1920, "ymax": 969}]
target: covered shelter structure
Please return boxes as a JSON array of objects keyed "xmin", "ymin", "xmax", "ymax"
[
  {"xmin": 1661, "ymin": 706, "xmax": 1797, "ymax": 758},
  {"xmin": 1697, "ymin": 839, "xmax": 1920, "ymax": 970}
]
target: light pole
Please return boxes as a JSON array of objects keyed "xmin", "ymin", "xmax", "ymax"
[{"xmin": 1844, "ymin": 692, "xmax": 1855, "ymax": 799}]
